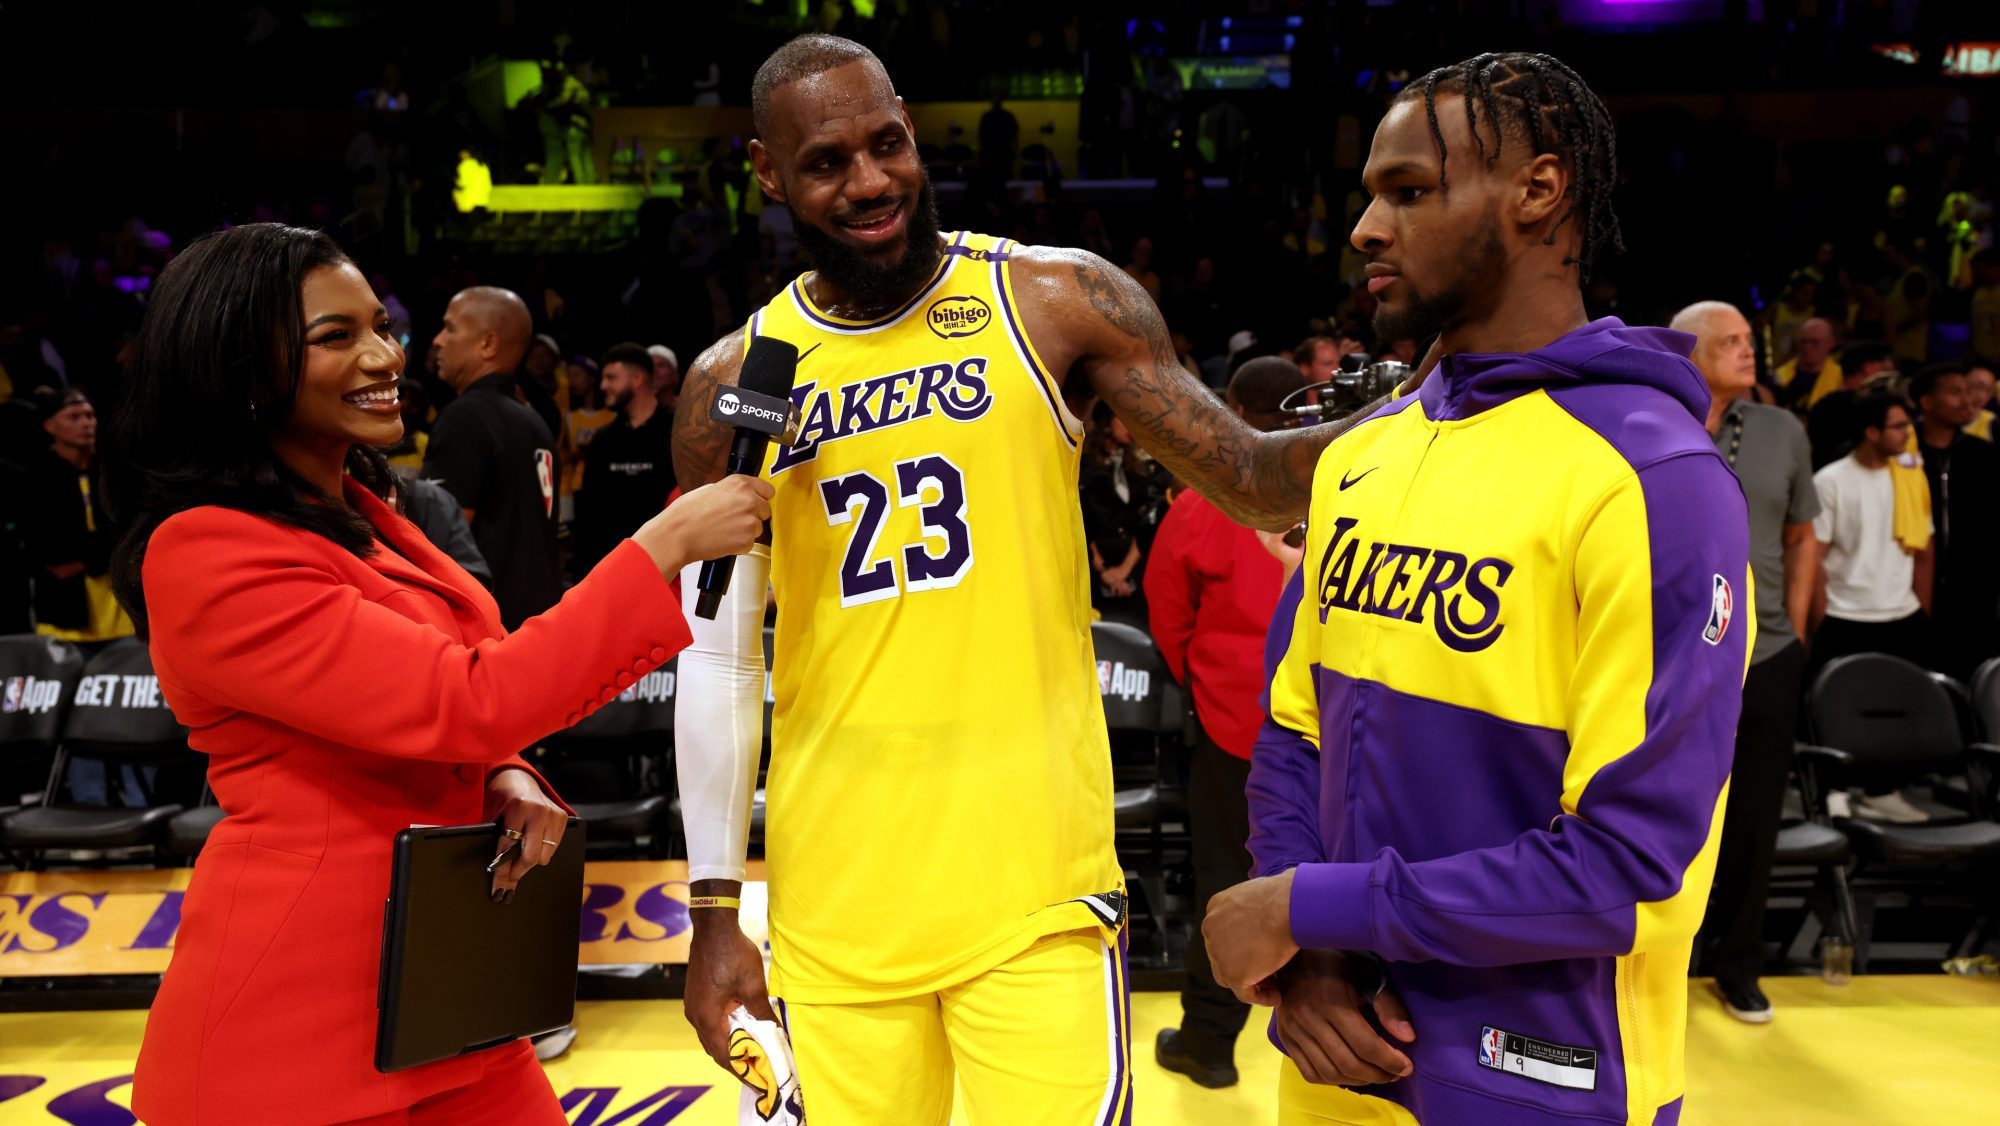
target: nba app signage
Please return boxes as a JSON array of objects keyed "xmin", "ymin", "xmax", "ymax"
[
  {"xmin": 1098, "ymin": 660, "xmax": 1152, "ymax": 702},
  {"xmin": 2, "ymin": 676, "xmax": 62, "ymax": 715},
  {"xmin": 71, "ymin": 674, "xmax": 162, "ymax": 709}
]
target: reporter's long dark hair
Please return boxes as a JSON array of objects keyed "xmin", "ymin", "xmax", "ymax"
[{"xmin": 106, "ymin": 224, "xmax": 397, "ymax": 633}]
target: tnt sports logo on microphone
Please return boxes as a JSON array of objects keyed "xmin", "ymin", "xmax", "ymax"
[
  {"xmin": 926, "ymin": 295, "xmax": 992, "ymax": 340},
  {"xmin": 717, "ymin": 391, "xmax": 789, "ymax": 427}
]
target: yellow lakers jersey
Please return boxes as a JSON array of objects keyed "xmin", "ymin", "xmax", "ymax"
[{"xmin": 746, "ymin": 231, "xmax": 1124, "ymax": 1003}]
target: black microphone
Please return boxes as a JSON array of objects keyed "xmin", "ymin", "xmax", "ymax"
[{"xmin": 694, "ymin": 335, "xmax": 799, "ymax": 620}]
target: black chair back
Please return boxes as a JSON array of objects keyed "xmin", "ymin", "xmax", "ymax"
[
  {"xmin": 1929, "ymin": 671, "xmax": 1980, "ymax": 743},
  {"xmin": 61, "ymin": 639, "xmax": 190, "ymax": 756},
  {"xmin": 0, "ymin": 635, "xmax": 84, "ymax": 749},
  {"xmin": 1809, "ymin": 654, "xmax": 1963, "ymax": 785},
  {"xmin": 540, "ymin": 656, "xmax": 677, "ymax": 807},
  {"xmin": 1090, "ymin": 621, "xmax": 1183, "ymax": 734},
  {"xmin": 1971, "ymin": 656, "xmax": 2000, "ymax": 741}
]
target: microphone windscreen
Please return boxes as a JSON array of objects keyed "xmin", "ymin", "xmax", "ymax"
[{"xmin": 739, "ymin": 336, "xmax": 801, "ymax": 401}]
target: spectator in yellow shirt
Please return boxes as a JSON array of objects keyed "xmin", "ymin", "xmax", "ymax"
[
  {"xmin": 1777, "ymin": 317, "xmax": 1841, "ymax": 410},
  {"xmin": 1966, "ymin": 362, "xmax": 1995, "ymax": 442}
]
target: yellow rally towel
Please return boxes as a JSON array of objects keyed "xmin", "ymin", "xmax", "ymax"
[
  {"xmin": 1806, "ymin": 360, "xmax": 1846, "ymax": 406},
  {"xmin": 1892, "ymin": 435, "xmax": 1933, "ymax": 554},
  {"xmin": 727, "ymin": 1006, "xmax": 804, "ymax": 1124},
  {"xmin": 1966, "ymin": 409, "xmax": 1994, "ymax": 443}
]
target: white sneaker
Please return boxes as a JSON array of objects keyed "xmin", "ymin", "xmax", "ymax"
[
  {"xmin": 532, "ymin": 1024, "xmax": 577, "ymax": 1061},
  {"xmin": 1850, "ymin": 791, "xmax": 1931, "ymax": 824},
  {"xmin": 1826, "ymin": 790, "xmax": 1853, "ymax": 819}
]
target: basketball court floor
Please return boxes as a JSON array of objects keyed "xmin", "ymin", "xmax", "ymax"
[{"xmin": 1, "ymin": 977, "xmax": 1993, "ymax": 1124}]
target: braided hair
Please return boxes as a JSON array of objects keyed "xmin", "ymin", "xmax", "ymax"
[{"xmin": 1405, "ymin": 52, "xmax": 1624, "ymax": 278}]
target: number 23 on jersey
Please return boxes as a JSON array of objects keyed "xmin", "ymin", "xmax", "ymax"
[{"xmin": 818, "ymin": 453, "xmax": 973, "ymax": 608}]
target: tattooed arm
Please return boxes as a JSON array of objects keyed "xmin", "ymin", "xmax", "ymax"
[
  {"xmin": 671, "ymin": 327, "xmax": 749, "ymax": 489},
  {"xmin": 1009, "ymin": 246, "xmax": 1384, "ymax": 530}
]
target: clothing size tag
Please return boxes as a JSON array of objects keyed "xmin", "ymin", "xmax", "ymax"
[{"xmin": 1477, "ymin": 1025, "xmax": 1599, "ymax": 1091}]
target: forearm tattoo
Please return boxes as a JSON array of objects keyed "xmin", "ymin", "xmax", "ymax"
[
  {"xmin": 671, "ymin": 356, "xmax": 735, "ymax": 487},
  {"xmin": 1074, "ymin": 261, "xmax": 1343, "ymax": 527}
]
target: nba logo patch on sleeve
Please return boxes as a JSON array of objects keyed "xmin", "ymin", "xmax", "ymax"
[
  {"xmin": 534, "ymin": 448, "xmax": 556, "ymax": 518},
  {"xmin": 1702, "ymin": 573, "xmax": 1733, "ymax": 646}
]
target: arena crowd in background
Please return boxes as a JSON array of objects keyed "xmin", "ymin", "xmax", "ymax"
[{"xmin": 1, "ymin": 0, "xmax": 1996, "ymax": 1007}]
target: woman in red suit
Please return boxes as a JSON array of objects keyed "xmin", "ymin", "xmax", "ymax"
[{"xmin": 105, "ymin": 224, "xmax": 772, "ymax": 1125}]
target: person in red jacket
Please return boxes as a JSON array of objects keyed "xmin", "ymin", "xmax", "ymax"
[
  {"xmin": 1143, "ymin": 356, "xmax": 1306, "ymax": 1088},
  {"xmin": 104, "ymin": 223, "xmax": 771, "ymax": 1126}
]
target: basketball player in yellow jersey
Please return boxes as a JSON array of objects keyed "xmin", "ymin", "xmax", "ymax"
[{"xmin": 670, "ymin": 35, "xmax": 1375, "ymax": 1125}]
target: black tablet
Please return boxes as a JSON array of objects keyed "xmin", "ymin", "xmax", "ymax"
[{"xmin": 375, "ymin": 818, "xmax": 586, "ymax": 1073}]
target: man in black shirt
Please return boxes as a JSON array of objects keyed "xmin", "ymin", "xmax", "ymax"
[
  {"xmin": 1807, "ymin": 340, "xmax": 1899, "ymax": 468},
  {"xmin": 421, "ymin": 286, "xmax": 561, "ymax": 629},
  {"xmin": 573, "ymin": 342, "xmax": 676, "ymax": 572},
  {"xmin": 22, "ymin": 388, "xmax": 131, "ymax": 643},
  {"xmin": 1913, "ymin": 361, "xmax": 2000, "ymax": 679}
]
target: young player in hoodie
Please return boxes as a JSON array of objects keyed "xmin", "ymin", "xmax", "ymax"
[{"xmin": 1203, "ymin": 53, "xmax": 1753, "ymax": 1126}]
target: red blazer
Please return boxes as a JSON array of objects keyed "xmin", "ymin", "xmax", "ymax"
[
  {"xmin": 1143, "ymin": 490, "xmax": 1287, "ymax": 760},
  {"xmin": 132, "ymin": 480, "xmax": 690, "ymax": 1125}
]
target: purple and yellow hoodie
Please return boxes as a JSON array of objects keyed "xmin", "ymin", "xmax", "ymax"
[{"xmin": 1251, "ymin": 319, "xmax": 1753, "ymax": 1125}]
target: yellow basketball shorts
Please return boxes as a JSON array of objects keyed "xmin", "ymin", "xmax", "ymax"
[
  {"xmin": 778, "ymin": 929, "xmax": 1133, "ymax": 1126},
  {"xmin": 1278, "ymin": 1057, "xmax": 1422, "ymax": 1126}
]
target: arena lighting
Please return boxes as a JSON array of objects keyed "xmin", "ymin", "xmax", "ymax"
[
  {"xmin": 1564, "ymin": 0, "xmax": 1763, "ymax": 22},
  {"xmin": 1873, "ymin": 42, "xmax": 2000, "ymax": 77}
]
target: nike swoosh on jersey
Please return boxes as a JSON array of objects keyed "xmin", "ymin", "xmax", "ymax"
[{"xmin": 1340, "ymin": 467, "xmax": 1379, "ymax": 490}]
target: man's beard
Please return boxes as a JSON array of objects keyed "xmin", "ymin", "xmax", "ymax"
[
  {"xmin": 791, "ymin": 173, "xmax": 943, "ymax": 312},
  {"xmin": 1371, "ymin": 227, "xmax": 1505, "ymax": 345}
]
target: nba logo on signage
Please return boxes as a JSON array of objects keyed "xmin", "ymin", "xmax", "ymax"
[
  {"xmin": 2, "ymin": 676, "xmax": 60, "ymax": 715},
  {"xmin": 1703, "ymin": 573, "xmax": 1733, "ymax": 646},
  {"xmin": 1480, "ymin": 1027, "xmax": 1505, "ymax": 1068}
]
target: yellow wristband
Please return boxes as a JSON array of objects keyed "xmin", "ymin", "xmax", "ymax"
[{"xmin": 687, "ymin": 896, "xmax": 741, "ymax": 911}]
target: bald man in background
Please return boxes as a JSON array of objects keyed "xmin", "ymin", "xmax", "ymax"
[
  {"xmin": 1673, "ymin": 300, "xmax": 1819, "ymax": 1024},
  {"xmin": 1775, "ymin": 317, "xmax": 1840, "ymax": 411},
  {"xmin": 423, "ymin": 286, "xmax": 562, "ymax": 628}
]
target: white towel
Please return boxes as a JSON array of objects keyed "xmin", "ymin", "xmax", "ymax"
[{"xmin": 728, "ymin": 1005, "xmax": 805, "ymax": 1124}]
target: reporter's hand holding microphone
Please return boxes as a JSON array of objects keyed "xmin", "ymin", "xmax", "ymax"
[{"xmin": 634, "ymin": 475, "xmax": 777, "ymax": 577}]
